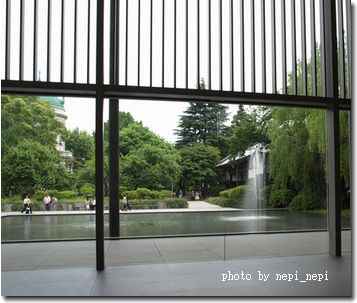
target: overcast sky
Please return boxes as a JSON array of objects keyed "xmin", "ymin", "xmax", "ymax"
[{"xmin": 64, "ymin": 97, "xmax": 239, "ymax": 143}]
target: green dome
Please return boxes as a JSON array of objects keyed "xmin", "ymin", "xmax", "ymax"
[{"xmin": 41, "ymin": 96, "xmax": 65, "ymax": 109}]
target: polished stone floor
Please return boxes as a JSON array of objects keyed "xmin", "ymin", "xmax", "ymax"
[{"xmin": 1, "ymin": 231, "xmax": 352, "ymax": 297}]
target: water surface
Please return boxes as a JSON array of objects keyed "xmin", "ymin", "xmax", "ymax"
[{"xmin": 1, "ymin": 210, "xmax": 350, "ymax": 241}]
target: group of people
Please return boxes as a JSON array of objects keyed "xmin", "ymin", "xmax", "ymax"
[
  {"xmin": 85, "ymin": 197, "xmax": 96, "ymax": 210},
  {"xmin": 177, "ymin": 189, "xmax": 200, "ymax": 201},
  {"xmin": 21, "ymin": 194, "xmax": 57, "ymax": 214},
  {"xmin": 43, "ymin": 194, "xmax": 57, "ymax": 211}
]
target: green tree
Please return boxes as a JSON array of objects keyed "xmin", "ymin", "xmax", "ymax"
[
  {"xmin": 120, "ymin": 144, "xmax": 181, "ymax": 190},
  {"xmin": 267, "ymin": 43, "xmax": 350, "ymax": 210},
  {"xmin": 175, "ymin": 102, "xmax": 229, "ymax": 151},
  {"xmin": 120, "ymin": 123, "xmax": 168, "ymax": 156},
  {"xmin": 76, "ymin": 157, "xmax": 110, "ymax": 195},
  {"xmin": 228, "ymin": 105, "xmax": 271, "ymax": 157},
  {"xmin": 119, "ymin": 111, "xmax": 136, "ymax": 130},
  {"xmin": 1, "ymin": 95, "xmax": 65, "ymax": 156},
  {"xmin": 2, "ymin": 140, "xmax": 73, "ymax": 195},
  {"xmin": 267, "ymin": 108, "xmax": 326, "ymax": 206},
  {"xmin": 90, "ymin": 116, "xmax": 181, "ymax": 193},
  {"xmin": 174, "ymin": 80, "xmax": 229, "ymax": 153},
  {"xmin": 178, "ymin": 144, "xmax": 221, "ymax": 197},
  {"xmin": 64, "ymin": 128, "xmax": 94, "ymax": 170}
]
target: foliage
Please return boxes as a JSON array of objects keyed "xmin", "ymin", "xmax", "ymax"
[
  {"xmin": 119, "ymin": 111, "xmax": 136, "ymax": 130},
  {"xmin": 79, "ymin": 183, "xmax": 95, "ymax": 196},
  {"xmin": 175, "ymin": 80, "xmax": 229, "ymax": 154},
  {"xmin": 267, "ymin": 107, "xmax": 328, "ymax": 209},
  {"xmin": 2, "ymin": 140, "xmax": 73, "ymax": 195},
  {"xmin": 119, "ymin": 123, "xmax": 168, "ymax": 156},
  {"xmin": 228, "ymin": 105, "xmax": 271, "ymax": 156},
  {"xmin": 175, "ymin": 100, "xmax": 229, "ymax": 150},
  {"xmin": 64, "ymin": 128, "xmax": 94, "ymax": 170},
  {"xmin": 260, "ymin": 185, "xmax": 273, "ymax": 203},
  {"xmin": 1, "ymin": 95, "xmax": 65, "ymax": 156},
  {"xmin": 122, "ymin": 188, "xmax": 174, "ymax": 200},
  {"xmin": 219, "ymin": 185, "xmax": 248, "ymax": 200},
  {"xmin": 76, "ymin": 157, "xmax": 110, "ymax": 195},
  {"xmin": 120, "ymin": 144, "xmax": 181, "ymax": 190},
  {"xmin": 288, "ymin": 192, "xmax": 323, "ymax": 211},
  {"xmin": 178, "ymin": 144, "xmax": 221, "ymax": 197},
  {"xmin": 32, "ymin": 190, "xmax": 77, "ymax": 201},
  {"xmin": 205, "ymin": 197, "xmax": 242, "ymax": 208},
  {"xmin": 269, "ymin": 188, "xmax": 295, "ymax": 208},
  {"xmin": 122, "ymin": 198, "xmax": 188, "ymax": 209}
]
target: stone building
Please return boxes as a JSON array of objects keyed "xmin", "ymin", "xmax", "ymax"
[{"xmin": 41, "ymin": 96, "xmax": 73, "ymax": 170}]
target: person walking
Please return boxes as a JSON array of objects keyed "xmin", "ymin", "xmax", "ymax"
[
  {"xmin": 21, "ymin": 195, "xmax": 32, "ymax": 214},
  {"xmin": 178, "ymin": 189, "xmax": 183, "ymax": 199},
  {"xmin": 43, "ymin": 194, "xmax": 51, "ymax": 211}
]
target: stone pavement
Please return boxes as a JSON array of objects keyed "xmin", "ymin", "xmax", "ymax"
[
  {"xmin": 1, "ymin": 231, "xmax": 352, "ymax": 296},
  {"xmin": 1, "ymin": 200, "xmax": 236, "ymax": 217}
]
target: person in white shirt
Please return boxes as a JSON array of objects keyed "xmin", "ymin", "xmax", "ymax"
[{"xmin": 21, "ymin": 195, "xmax": 32, "ymax": 214}]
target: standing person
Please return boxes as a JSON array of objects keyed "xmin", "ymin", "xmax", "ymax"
[
  {"xmin": 123, "ymin": 195, "xmax": 131, "ymax": 211},
  {"xmin": 21, "ymin": 195, "xmax": 32, "ymax": 214},
  {"xmin": 178, "ymin": 189, "xmax": 183, "ymax": 199},
  {"xmin": 50, "ymin": 195, "xmax": 58, "ymax": 211},
  {"xmin": 191, "ymin": 191, "xmax": 195, "ymax": 201},
  {"xmin": 91, "ymin": 197, "xmax": 96, "ymax": 210},
  {"xmin": 85, "ymin": 198, "xmax": 90, "ymax": 210},
  {"xmin": 43, "ymin": 194, "xmax": 51, "ymax": 211}
]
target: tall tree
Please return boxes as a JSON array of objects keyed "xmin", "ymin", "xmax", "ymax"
[
  {"xmin": 178, "ymin": 144, "xmax": 221, "ymax": 197},
  {"xmin": 1, "ymin": 95, "xmax": 65, "ymax": 156},
  {"xmin": 228, "ymin": 105, "xmax": 271, "ymax": 157},
  {"xmin": 120, "ymin": 144, "xmax": 181, "ymax": 190},
  {"xmin": 175, "ymin": 101, "xmax": 229, "ymax": 151},
  {"xmin": 2, "ymin": 140, "xmax": 73, "ymax": 195},
  {"xmin": 64, "ymin": 128, "xmax": 94, "ymax": 170},
  {"xmin": 1, "ymin": 95, "xmax": 69, "ymax": 195},
  {"xmin": 175, "ymin": 80, "xmax": 229, "ymax": 153}
]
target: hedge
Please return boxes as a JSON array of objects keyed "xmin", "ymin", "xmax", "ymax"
[
  {"xmin": 288, "ymin": 192, "xmax": 323, "ymax": 211},
  {"xmin": 121, "ymin": 198, "xmax": 188, "ymax": 209},
  {"xmin": 122, "ymin": 188, "xmax": 174, "ymax": 200}
]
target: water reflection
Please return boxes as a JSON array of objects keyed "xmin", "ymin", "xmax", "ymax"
[
  {"xmin": 1, "ymin": 211, "xmax": 350, "ymax": 242},
  {"xmin": 23, "ymin": 216, "xmax": 32, "ymax": 240}
]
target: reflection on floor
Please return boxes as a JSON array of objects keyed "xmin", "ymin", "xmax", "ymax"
[{"xmin": 1, "ymin": 231, "xmax": 352, "ymax": 296}]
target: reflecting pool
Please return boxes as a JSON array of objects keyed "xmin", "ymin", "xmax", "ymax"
[{"xmin": 1, "ymin": 210, "xmax": 351, "ymax": 242}]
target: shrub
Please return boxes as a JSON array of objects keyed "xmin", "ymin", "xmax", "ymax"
[
  {"xmin": 80, "ymin": 183, "xmax": 95, "ymax": 196},
  {"xmin": 219, "ymin": 189, "xmax": 231, "ymax": 198},
  {"xmin": 58, "ymin": 190, "xmax": 77, "ymax": 199},
  {"xmin": 206, "ymin": 197, "xmax": 242, "ymax": 208},
  {"xmin": 269, "ymin": 188, "xmax": 295, "ymax": 208},
  {"xmin": 122, "ymin": 190, "xmax": 139, "ymax": 200},
  {"xmin": 121, "ymin": 197, "xmax": 188, "ymax": 209},
  {"xmin": 228, "ymin": 185, "xmax": 248, "ymax": 199},
  {"xmin": 135, "ymin": 188, "xmax": 155, "ymax": 199},
  {"xmin": 163, "ymin": 198, "xmax": 188, "ymax": 208},
  {"xmin": 157, "ymin": 190, "xmax": 173, "ymax": 199},
  {"xmin": 122, "ymin": 188, "xmax": 173, "ymax": 200},
  {"xmin": 289, "ymin": 192, "xmax": 322, "ymax": 211}
]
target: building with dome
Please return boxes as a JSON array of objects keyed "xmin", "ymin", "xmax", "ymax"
[{"xmin": 41, "ymin": 96, "xmax": 73, "ymax": 170}]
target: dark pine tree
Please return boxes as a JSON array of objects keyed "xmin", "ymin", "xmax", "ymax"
[{"xmin": 175, "ymin": 79, "xmax": 229, "ymax": 155}]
